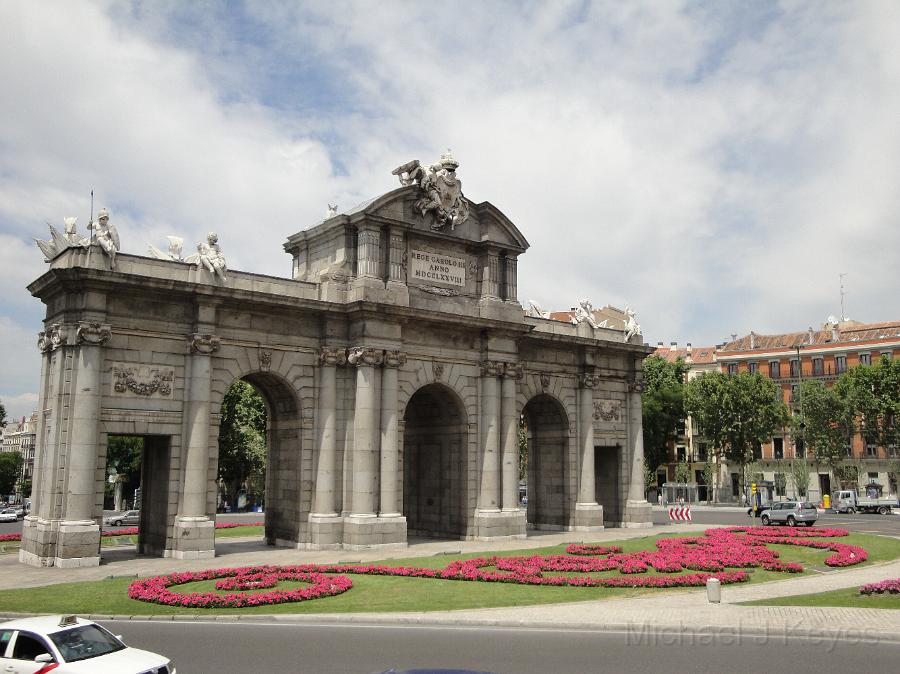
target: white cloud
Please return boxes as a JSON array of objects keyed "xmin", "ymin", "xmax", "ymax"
[{"xmin": 0, "ymin": 0, "xmax": 897, "ymax": 424}]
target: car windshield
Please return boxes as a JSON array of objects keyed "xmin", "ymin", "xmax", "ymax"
[{"xmin": 50, "ymin": 624, "xmax": 125, "ymax": 662}]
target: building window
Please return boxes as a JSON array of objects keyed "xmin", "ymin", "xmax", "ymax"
[
  {"xmin": 698, "ymin": 443, "xmax": 708, "ymax": 461},
  {"xmin": 868, "ymin": 472, "xmax": 879, "ymax": 482},
  {"xmin": 881, "ymin": 351, "xmax": 893, "ymax": 361},
  {"xmin": 676, "ymin": 446, "xmax": 686, "ymax": 462},
  {"xmin": 790, "ymin": 359, "xmax": 800, "ymax": 378},
  {"xmin": 773, "ymin": 437, "xmax": 784, "ymax": 460},
  {"xmin": 859, "ymin": 353, "xmax": 871, "ymax": 366},
  {"xmin": 813, "ymin": 358, "xmax": 824, "ymax": 376},
  {"xmin": 775, "ymin": 387, "xmax": 784, "ymax": 402},
  {"xmin": 748, "ymin": 362, "xmax": 758, "ymax": 375},
  {"xmin": 866, "ymin": 443, "xmax": 877, "ymax": 457},
  {"xmin": 795, "ymin": 436, "xmax": 805, "ymax": 458},
  {"xmin": 769, "ymin": 361, "xmax": 780, "ymax": 378},
  {"xmin": 790, "ymin": 384, "xmax": 799, "ymax": 405},
  {"xmin": 774, "ymin": 473, "xmax": 786, "ymax": 497},
  {"xmin": 753, "ymin": 442, "xmax": 762, "ymax": 460},
  {"xmin": 676, "ymin": 419, "xmax": 686, "ymax": 436},
  {"xmin": 727, "ymin": 363, "xmax": 737, "ymax": 376},
  {"xmin": 835, "ymin": 355, "xmax": 847, "ymax": 374}
]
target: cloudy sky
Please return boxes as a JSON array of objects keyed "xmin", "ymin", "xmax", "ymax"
[{"xmin": 1, "ymin": 1, "xmax": 899, "ymax": 420}]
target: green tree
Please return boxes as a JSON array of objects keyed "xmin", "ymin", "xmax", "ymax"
[
  {"xmin": 218, "ymin": 380, "xmax": 267, "ymax": 509},
  {"xmin": 837, "ymin": 356, "xmax": 900, "ymax": 452},
  {"xmin": 790, "ymin": 457, "xmax": 811, "ymax": 498},
  {"xmin": 674, "ymin": 460, "xmax": 691, "ymax": 484},
  {"xmin": 0, "ymin": 451, "xmax": 23, "ymax": 496},
  {"xmin": 105, "ymin": 436, "xmax": 143, "ymax": 509},
  {"xmin": 0, "ymin": 399, "xmax": 6, "ymax": 428},
  {"xmin": 795, "ymin": 380, "xmax": 854, "ymax": 467},
  {"xmin": 684, "ymin": 371, "xmax": 789, "ymax": 496},
  {"xmin": 702, "ymin": 459, "xmax": 716, "ymax": 503},
  {"xmin": 641, "ymin": 355, "xmax": 689, "ymax": 475}
]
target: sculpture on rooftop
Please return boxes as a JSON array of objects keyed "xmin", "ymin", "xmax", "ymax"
[
  {"xmin": 571, "ymin": 299, "xmax": 601, "ymax": 329},
  {"xmin": 148, "ymin": 236, "xmax": 184, "ymax": 261},
  {"xmin": 188, "ymin": 231, "xmax": 227, "ymax": 282},
  {"xmin": 87, "ymin": 208, "xmax": 120, "ymax": 269},
  {"xmin": 35, "ymin": 216, "xmax": 89, "ymax": 261},
  {"xmin": 391, "ymin": 150, "xmax": 469, "ymax": 231},
  {"xmin": 624, "ymin": 306, "xmax": 642, "ymax": 342},
  {"xmin": 526, "ymin": 300, "xmax": 550, "ymax": 319}
]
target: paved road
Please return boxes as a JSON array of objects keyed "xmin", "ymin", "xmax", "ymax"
[
  {"xmin": 652, "ymin": 507, "xmax": 900, "ymax": 536},
  {"xmin": 104, "ymin": 620, "xmax": 900, "ymax": 674}
]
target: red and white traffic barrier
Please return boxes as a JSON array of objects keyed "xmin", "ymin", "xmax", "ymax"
[{"xmin": 668, "ymin": 505, "xmax": 692, "ymax": 522}]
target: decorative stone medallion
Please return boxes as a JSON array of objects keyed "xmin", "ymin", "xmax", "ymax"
[
  {"xmin": 112, "ymin": 362, "xmax": 174, "ymax": 397},
  {"xmin": 76, "ymin": 321, "xmax": 112, "ymax": 346},
  {"xmin": 593, "ymin": 400, "xmax": 621, "ymax": 422},
  {"xmin": 189, "ymin": 333, "xmax": 220, "ymax": 355}
]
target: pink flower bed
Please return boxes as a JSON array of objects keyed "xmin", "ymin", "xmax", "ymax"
[
  {"xmin": 859, "ymin": 578, "xmax": 900, "ymax": 595},
  {"xmin": 128, "ymin": 526, "xmax": 866, "ymax": 608},
  {"xmin": 128, "ymin": 565, "xmax": 353, "ymax": 608}
]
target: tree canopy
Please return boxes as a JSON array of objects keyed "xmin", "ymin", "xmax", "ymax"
[
  {"xmin": 641, "ymin": 354, "xmax": 689, "ymax": 472},
  {"xmin": 0, "ymin": 400, "xmax": 6, "ymax": 428},
  {"xmin": 218, "ymin": 380, "xmax": 267, "ymax": 507},
  {"xmin": 684, "ymin": 371, "xmax": 789, "ymax": 490},
  {"xmin": 794, "ymin": 379, "xmax": 853, "ymax": 466},
  {"xmin": 0, "ymin": 451, "xmax": 23, "ymax": 496}
]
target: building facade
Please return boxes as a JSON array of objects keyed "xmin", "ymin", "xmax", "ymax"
[
  {"xmin": 21, "ymin": 156, "xmax": 652, "ymax": 568},
  {"xmin": 717, "ymin": 319, "xmax": 900, "ymax": 503},
  {"xmin": 1, "ymin": 412, "xmax": 37, "ymax": 501}
]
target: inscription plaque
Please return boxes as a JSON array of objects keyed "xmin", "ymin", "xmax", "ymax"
[{"xmin": 409, "ymin": 249, "xmax": 466, "ymax": 287}]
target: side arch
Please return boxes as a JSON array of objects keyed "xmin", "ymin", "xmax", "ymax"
[{"xmin": 522, "ymin": 392, "xmax": 572, "ymax": 530}]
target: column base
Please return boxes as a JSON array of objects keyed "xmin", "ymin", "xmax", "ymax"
[
  {"xmin": 341, "ymin": 514, "xmax": 408, "ymax": 550},
  {"xmin": 18, "ymin": 516, "xmax": 101, "ymax": 568},
  {"xmin": 473, "ymin": 508, "xmax": 527, "ymax": 540},
  {"xmin": 619, "ymin": 499, "xmax": 653, "ymax": 528},
  {"xmin": 307, "ymin": 514, "xmax": 345, "ymax": 550},
  {"xmin": 168, "ymin": 516, "xmax": 215, "ymax": 559},
  {"xmin": 572, "ymin": 502, "xmax": 605, "ymax": 531}
]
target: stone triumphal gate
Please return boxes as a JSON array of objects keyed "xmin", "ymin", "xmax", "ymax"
[{"xmin": 21, "ymin": 155, "xmax": 652, "ymax": 568}]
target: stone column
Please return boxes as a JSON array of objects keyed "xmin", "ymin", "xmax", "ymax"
[
  {"xmin": 574, "ymin": 372, "xmax": 604, "ymax": 530},
  {"xmin": 505, "ymin": 256, "xmax": 518, "ymax": 303},
  {"xmin": 380, "ymin": 350, "xmax": 406, "ymax": 517},
  {"xmin": 356, "ymin": 227, "xmax": 381, "ymax": 278},
  {"xmin": 501, "ymin": 363, "xmax": 522, "ymax": 511},
  {"xmin": 172, "ymin": 333, "xmax": 219, "ymax": 559},
  {"xmin": 348, "ymin": 347, "xmax": 383, "ymax": 517},
  {"xmin": 481, "ymin": 254, "xmax": 500, "ymax": 300},
  {"xmin": 623, "ymin": 372, "xmax": 652, "ymax": 528},
  {"xmin": 312, "ymin": 347, "xmax": 346, "ymax": 516},
  {"xmin": 477, "ymin": 360, "xmax": 502, "ymax": 512}
]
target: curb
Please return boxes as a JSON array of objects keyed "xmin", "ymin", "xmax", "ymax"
[{"xmin": 3, "ymin": 610, "xmax": 900, "ymax": 645}]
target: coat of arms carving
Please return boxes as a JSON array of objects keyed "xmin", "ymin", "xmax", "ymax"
[{"xmin": 392, "ymin": 150, "xmax": 469, "ymax": 231}]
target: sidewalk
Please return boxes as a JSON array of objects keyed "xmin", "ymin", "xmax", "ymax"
[{"xmin": 2, "ymin": 525, "xmax": 899, "ymax": 644}]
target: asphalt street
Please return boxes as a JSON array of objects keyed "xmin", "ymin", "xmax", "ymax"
[
  {"xmin": 104, "ymin": 620, "xmax": 900, "ymax": 674},
  {"xmin": 652, "ymin": 508, "xmax": 900, "ymax": 536}
]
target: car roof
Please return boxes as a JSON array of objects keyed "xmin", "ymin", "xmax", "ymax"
[{"xmin": 0, "ymin": 615, "xmax": 91, "ymax": 636}]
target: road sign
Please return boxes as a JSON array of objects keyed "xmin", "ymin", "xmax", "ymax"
[{"xmin": 668, "ymin": 506, "xmax": 692, "ymax": 522}]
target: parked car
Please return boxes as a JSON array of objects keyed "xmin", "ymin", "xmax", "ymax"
[
  {"xmin": 0, "ymin": 509, "xmax": 18, "ymax": 523},
  {"xmin": 0, "ymin": 614, "xmax": 175, "ymax": 673},
  {"xmin": 759, "ymin": 501, "xmax": 818, "ymax": 527},
  {"xmin": 13, "ymin": 504, "xmax": 25, "ymax": 519},
  {"xmin": 102, "ymin": 510, "xmax": 140, "ymax": 527},
  {"xmin": 746, "ymin": 501, "xmax": 775, "ymax": 517}
]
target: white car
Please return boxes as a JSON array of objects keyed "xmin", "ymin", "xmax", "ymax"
[
  {"xmin": 0, "ymin": 615, "xmax": 175, "ymax": 673},
  {"xmin": 0, "ymin": 508, "xmax": 17, "ymax": 523}
]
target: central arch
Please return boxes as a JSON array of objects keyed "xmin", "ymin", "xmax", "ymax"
[
  {"xmin": 402, "ymin": 383, "xmax": 468, "ymax": 539},
  {"xmin": 522, "ymin": 394, "xmax": 570, "ymax": 530},
  {"xmin": 217, "ymin": 371, "xmax": 302, "ymax": 549}
]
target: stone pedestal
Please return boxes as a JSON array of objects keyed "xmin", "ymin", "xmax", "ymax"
[
  {"xmin": 19, "ymin": 516, "xmax": 101, "ymax": 568},
  {"xmin": 342, "ymin": 514, "xmax": 408, "ymax": 550},
  {"xmin": 621, "ymin": 500, "xmax": 653, "ymax": 528},
  {"xmin": 572, "ymin": 502, "xmax": 605, "ymax": 531},
  {"xmin": 473, "ymin": 508, "xmax": 527, "ymax": 540},
  {"xmin": 168, "ymin": 516, "xmax": 215, "ymax": 559},
  {"xmin": 307, "ymin": 514, "xmax": 344, "ymax": 550}
]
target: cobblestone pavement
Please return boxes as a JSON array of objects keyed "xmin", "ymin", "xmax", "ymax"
[{"xmin": 3, "ymin": 524, "xmax": 899, "ymax": 643}]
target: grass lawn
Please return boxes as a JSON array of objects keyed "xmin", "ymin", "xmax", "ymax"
[
  {"xmin": 1, "ymin": 531, "xmax": 898, "ymax": 616},
  {"xmin": 741, "ymin": 587, "xmax": 900, "ymax": 610}
]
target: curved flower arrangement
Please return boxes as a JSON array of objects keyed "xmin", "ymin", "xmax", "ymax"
[
  {"xmin": 128, "ymin": 526, "xmax": 866, "ymax": 608},
  {"xmin": 859, "ymin": 578, "xmax": 900, "ymax": 595}
]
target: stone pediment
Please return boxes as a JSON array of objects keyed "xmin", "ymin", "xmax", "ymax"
[{"xmin": 294, "ymin": 185, "xmax": 528, "ymax": 253}]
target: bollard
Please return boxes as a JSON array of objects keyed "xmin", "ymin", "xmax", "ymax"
[{"xmin": 706, "ymin": 577, "xmax": 721, "ymax": 603}]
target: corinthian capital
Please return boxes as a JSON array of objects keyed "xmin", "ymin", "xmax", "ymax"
[
  {"xmin": 75, "ymin": 321, "xmax": 111, "ymax": 346},
  {"xmin": 347, "ymin": 346, "xmax": 383, "ymax": 367},
  {"xmin": 384, "ymin": 350, "xmax": 407, "ymax": 368},
  {"xmin": 503, "ymin": 362, "xmax": 524, "ymax": 379},
  {"xmin": 579, "ymin": 373, "xmax": 601, "ymax": 389},
  {"xmin": 480, "ymin": 360, "xmax": 504, "ymax": 377},
  {"xmin": 189, "ymin": 333, "xmax": 220, "ymax": 355},
  {"xmin": 628, "ymin": 376, "xmax": 646, "ymax": 394},
  {"xmin": 37, "ymin": 323, "xmax": 68, "ymax": 353},
  {"xmin": 319, "ymin": 347, "xmax": 347, "ymax": 367}
]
